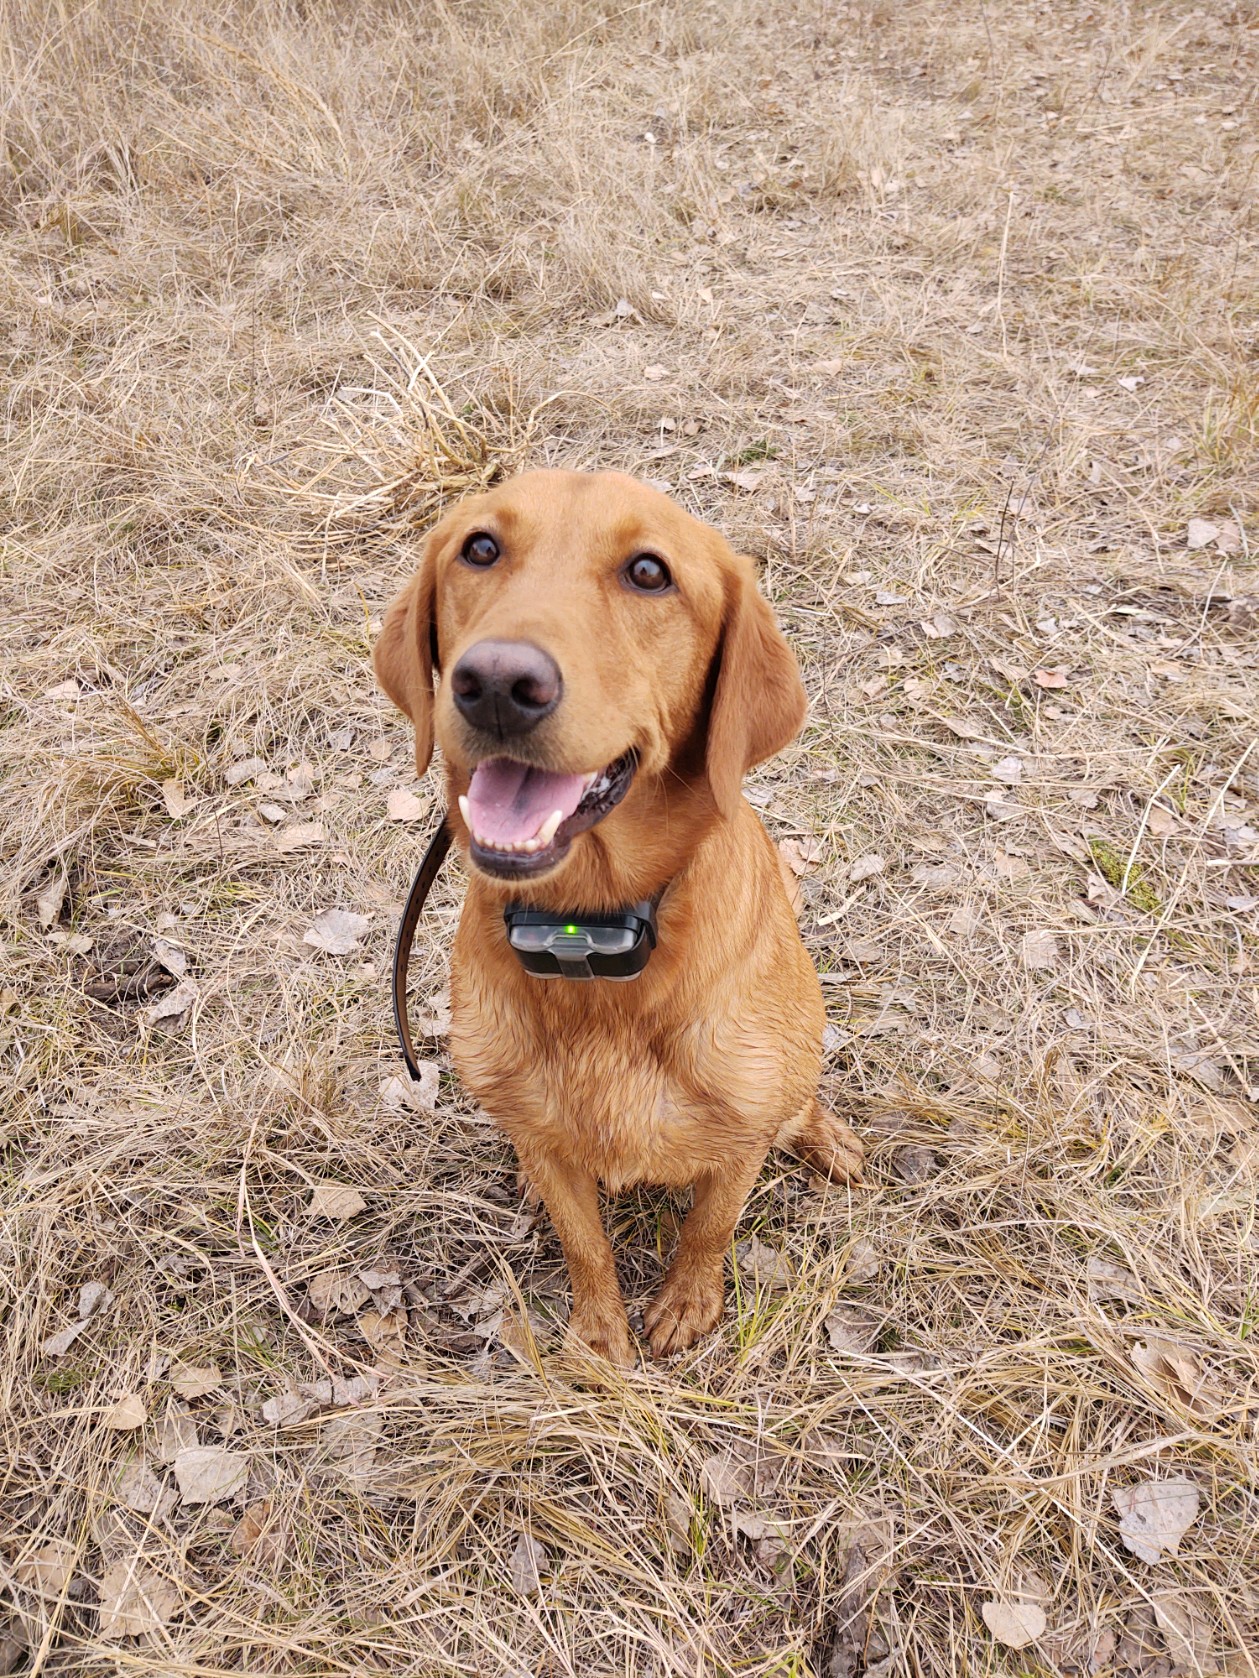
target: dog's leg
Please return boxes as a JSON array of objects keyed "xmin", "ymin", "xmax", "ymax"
[
  {"xmin": 518, "ymin": 1148, "xmax": 634, "ymax": 1367},
  {"xmin": 778, "ymin": 1097, "xmax": 864, "ymax": 1184},
  {"xmin": 643, "ymin": 1154, "xmax": 762, "ymax": 1358}
]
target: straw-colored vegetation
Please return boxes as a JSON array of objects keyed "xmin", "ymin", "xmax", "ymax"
[{"xmin": 2, "ymin": 1, "xmax": 1256, "ymax": 1672}]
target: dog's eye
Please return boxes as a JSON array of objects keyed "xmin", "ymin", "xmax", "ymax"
[
  {"xmin": 624, "ymin": 553, "xmax": 672, "ymax": 593},
  {"xmin": 461, "ymin": 532, "xmax": 500, "ymax": 568}
]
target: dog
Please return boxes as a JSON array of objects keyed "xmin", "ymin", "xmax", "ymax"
[{"xmin": 374, "ymin": 469, "xmax": 863, "ymax": 1364}]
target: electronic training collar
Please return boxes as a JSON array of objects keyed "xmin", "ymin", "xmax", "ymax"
[{"xmin": 391, "ymin": 811, "xmax": 660, "ymax": 1081}]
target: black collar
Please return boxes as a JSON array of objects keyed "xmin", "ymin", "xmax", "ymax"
[{"xmin": 391, "ymin": 813, "xmax": 665, "ymax": 1081}]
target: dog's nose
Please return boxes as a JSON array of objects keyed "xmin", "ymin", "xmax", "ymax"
[{"xmin": 450, "ymin": 639, "xmax": 562, "ymax": 738}]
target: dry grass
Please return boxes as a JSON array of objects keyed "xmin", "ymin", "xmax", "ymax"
[{"xmin": 2, "ymin": 0, "xmax": 1257, "ymax": 1672}]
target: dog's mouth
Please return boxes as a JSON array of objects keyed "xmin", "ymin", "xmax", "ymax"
[{"xmin": 458, "ymin": 750, "xmax": 637, "ymax": 879}]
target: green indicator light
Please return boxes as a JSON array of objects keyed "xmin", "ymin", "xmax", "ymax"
[{"xmin": 564, "ymin": 924, "xmax": 580, "ymax": 936}]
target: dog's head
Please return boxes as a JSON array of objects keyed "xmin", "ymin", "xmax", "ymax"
[{"xmin": 374, "ymin": 470, "xmax": 805, "ymax": 900}]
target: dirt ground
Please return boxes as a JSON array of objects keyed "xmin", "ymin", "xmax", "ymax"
[{"xmin": 2, "ymin": 1, "xmax": 1257, "ymax": 1673}]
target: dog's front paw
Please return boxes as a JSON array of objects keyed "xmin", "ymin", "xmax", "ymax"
[
  {"xmin": 794, "ymin": 1104, "xmax": 864, "ymax": 1185},
  {"xmin": 644, "ymin": 1264, "xmax": 724, "ymax": 1359},
  {"xmin": 567, "ymin": 1299, "xmax": 636, "ymax": 1368}
]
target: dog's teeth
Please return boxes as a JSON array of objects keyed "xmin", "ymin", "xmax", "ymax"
[
  {"xmin": 535, "ymin": 808, "xmax": 564, "ymax": 847},
  {"xmin": 458, "ymin": 794, "xmax": 471, "ymax": 828}
]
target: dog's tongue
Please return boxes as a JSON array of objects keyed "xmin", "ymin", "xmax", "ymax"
[{"xmin": 465, "ymin": 758, "xmax": 587, "ymax": 845}]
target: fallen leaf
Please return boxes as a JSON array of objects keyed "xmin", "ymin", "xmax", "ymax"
[
  {"xmin": 42, "ymin": 1319, "xmax": 89, "ymax": 1357},
  {"xmin": 321, "ymin": 1410, "xmax": 381, "ymax": 1487},
  {"xmin": 985, "ymin": 792, "xmax": 1022, "ymax": 822},
  {"xmin": 140, "ymin": 979, "xmax": 197, "ymax": 1028},
  {"xmin": 170, "ymin": 1363, "xmax": 221, "ymax": 1400},
  {"xmin": 1113, "ymin": 1476, "xmax": 1200, "ymax": 1563},
  {"xmin": 1186, "ymin": 518, "xmax": 1219, "ymax": 551},
  {"xmin": 643, "ymin": 363, "xmax": 669, "ymax": 381},
  {"xmin": 156, "ymin": 1399, "xmax": 198, "ymax": 1463},
  {"xmin": 843, "ymin": 938, "xmax": 883, "ymax": 964},
  {"xmin": 79, "ymin": 1280, "xmax": 114, "ymax": 1319},
  {"xmin": 982, "ymin": 1601, "xmax": 1047, "ymax": 1649},
  {"xmin": 509, "ymin": 1533, "xmax": 548, "ymax": 1595},
  {"xmin": 261, "ymin": 1388, "xmax": 317, "ymax": 1427},
  {"xmin": 98, "ymin": 1559, "xmax": 180, "ymax": 1638},
  {"xmin": 1225, "ymin": 894, "xmax": 1259, "ymax": 914},
  {"xmin": 101, "ymin": 1393, "xmax": 147, "ymax": 1431},
  {"xmin": 874, "ymin": 589, "xmax": 907, "ymax": 607},
  {"xmin": 778, "ymin": 838, "xmax": 818, "ymax": 877},
  {"xmin": 231, "ymin": 1499, "xmax": 285, "ymax": 1562},
  {"xmin": 991, "ymin": 755, "xmax": 1024, "ymax": 785},
  {"xmin": 174, "ymin": 1445, "xmax": 248, "ymax": 1506},
  {"xmin": 307, "ymin": 1271, "xmax": 372, "ymax": 1320},
  {"xmin": 152, "ymin": 937, "xmax": 187, "ymax": 977},
  {"xmin": 44, "ymin": 678, "xmax": 81, "ymax": 702},
  {"xmin": 275, "ymin": 821, "xmax": 325, "ymax": 852},
  {"xmin": 1146, "ymin": 804, "xmax": 1177, "ymax": 837},
  {"xmin": 35, "ymin": 873, "xmax": 67, "ymax": 929},
  {"xmin": 737, "ymin": 1236, "xmax": 795, "ymax": 1292},
  {"xmin": 1086, "ymin": 1255, "xmax": 1142, "ymax": 1302},
  {"xmin": 1117, "ymin": 374, "xmax": 1144, "ymax": 392},
  {"xmin": 303, "ymin": 909, "xmax": 370, "ymax": 956},
  {"xmin": 910, "ymin": 861, "xmax": 959, "ymax": 889},
  {"xmin": 414, "ymin": 985, "xmax": 452, "ymax": 1037},
  {"xmin": 161, "ymin": 779, "xmax": 195, "ymax": 819},
  {"xmin": 224, "ymin": 756, "xmax": 266, "ymax": 786},
  {"xmin": 379, "ymin": 1066, "xmax": 439, "ymax": 1113},
  {"xmin": 891, "ymin": 1143, "xmax": 936, "ymax": 1183},
  {"xmin": 1130, "ymin": 1337, "xmax": 1225, "ymax": 1421},
  {"xmin": 824, "ymin": 1303, "xmax": 880, "ymax": 1354},
  {"xmin": 1021, "ymin": 929, "xmax": 1060, "ymax": 970},
  {"xmin": 357, "ymin": 1306, "xmax": 407, "ymax": 1364},
  {"xmin": 700, "ymin": 1451, "xmax": 754, "ymax": 1507},
  {"xmin": 663, "ymin": 1490, "xmax": 693, "ymax": 1554},
  {"xmin": 387, "ymin": 788, "xmax": 425, "ymax": 822},
  {"xmin": 848, "ymin": 852, "xmax": 884, "ymax": 883},
  {"xmin": 15, "ymin": 1540, "xmax": 76, "ymax": 1596},
  {"xmin": 309, "ymin": 1181, "xmax": 367, "ymax": 1221},
  {"xmin": 1032, "ymin": 667, "xmax": 1070, "ymax": 689},
  {"xmin": 115, "ymin": 1458, "xmax": 176, "ymax": 1517},
  {"xmin": 842, "ymin": 1238, "xmax": 881, "ymax": 1285},
  {"xmin": 1152, "ymin": 1591, "xmax": 1213, "ymax": 1672}
]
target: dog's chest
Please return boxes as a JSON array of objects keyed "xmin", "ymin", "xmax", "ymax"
[{"xmin": 449, "ymin": 984, "xmax": 753, "ymax": 1189}]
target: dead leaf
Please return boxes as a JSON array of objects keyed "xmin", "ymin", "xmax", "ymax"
[
  {"xmin": 387, "ymin": 788, "xmax": 425, "ymax": 822},
  {"xmin": 778, "ymin": 838, "xmax": 819, "ymax": 876},
  {"xmin": 985, "ymin": 792, "xmax": 1022, "ymax": 822},
  {"xmin": 42, "ymin": 1319, "xmax": 89, "ymax": 1357},
  {"xmin": 1152, "ymin": 1591, "xmax": 1214, "ymax": 1672},
  {"xmin": 15, "ymin": 1539, "xmax": 76, "ymax": 1597},
  {"xmin": 79, "ymin": 1280, "xmax": 114, "ymax": 1318},
  {"xmin": 357, "ymin": 1307, "xmax": 407, "ymax": 1364},
  {"xmin": 44, "ymin": 677, "xmax": 81, "ymax": 702},
  {"xmin": 303, "ymin": 908, "xmax": 370, "ymax": 956},
  {"xmin": 140, "ymin": 979, "xmax": 197, "ymax": 1027},
  {"xmin": 379, "ymin": 1065, "xmax": 439, "ymax": 1113},
  {"xmin": 982, "ymin": 1601, "xmax": 1047, "ymax": 1649},
  {"xmin": 664, "ymin": 1490, "xmax": 693, "ymax": 1554},
  {"xmin": 231, "ymin": 1499, "xmax": 286, "ymax": 1563},
  {"xmin": 910, "ymin": 861, "xmax": 959, "ymax": 889},
  {"xmin": 701, "ymin": 1452, "xmax": 754, "ymax": 1508},
  {"xmin": 275, "ymin": 821, "xmax": 325, "ymax": 852},
  {"xmin": 737, "ymin": 1236, "xmax": 795, "ymax": 1292},
  {"xmin": 892, "ymin": 1143, "xmax": 936, "ymax": 1183},
  {"xmin": 1186, "ymin": 518, "xmax": 1219, "ymax": 551},
  {"xmin": 35, "ymin": 872, "xmax": 67, "ymax": 930},
  {"xmin": 1032, "ymin": 667, "xmax": 1070, "ymax": 689},
  {"xmin": 161, "ymin": 779, "xmax": 196, "ymax": 819},
  {"xmin": 170, "ymin": 1363, "xmax": 221, "ymax": 1400},
  {"xmin": 308, "ymin": 1181, "xmax": 367, "ymax": 1221},
  {"xmin": 1146, "ymin": 804, "xmax": 1178, "ymax": 837},
  {"xmin": 643, "ymin": 363, "xmax": 669, "ymax": 381},
  {"xmin": 848, "ymin": 852, "xmax": 884, "ymax": 883},
  {"xmin": 224, "ymin": 756, "xmax": 266, "ymax": 786},
  {"xmin": 173, "ymin": 1444, "xmax": 248, "ymax": 1506},
  {"xmin": 1113, "ymin": 1476, "xmax": 1200, "ymax": 1563},
  {"xmin": 844, "ymin": 938, "xmax": 883, "ymax": 964},
  {"xmin": 98, "ymin": 1559, "xmax": 180, "ymax": 1638},
  {"xmin": 991, "ymin": 755, "xmax": 1024, "ymax": 785},
  {"xmin": 321, "ymin": 1410, "xmax": 381, "ymax": 1487},
  {"xmin": 510, "ymin": 1533, "xmax": 548, "ymax": 1595},
  {"xmin": 824, "ymin": 1303, "xmax": 880, "ymax": 1354},
  {"xmin": 115, "ymin": 1458, "xmax": 175, "ymax": 1516},
  {"xmin": 261, "ymin": 1388, "xmax": 317, "ymax": 1427},
  {"xmin": 101, "ymin": 1392, "xmax": 147, "ymax": 1431},
  {"xmin": 1086, "ymin": 1255, "xmax": 1142, "ymax": 1302},
  {"xmin": 414, "ymin": 985, "xmax": 452, "ymax": 1037},
  {"xmin": 1021, "ymin": 930, "xmax": 1059, "ymax": 969},
  {"xmin": 152, "ymin": 937, "xmax": 187, "ymax": 977},
  {"xmin": 842, "ymin": 1238, "xmax": 881, "ymax": 1285},
  {"xmin": 307, "ymin": 1271, "xmax": 372, "ymax": 1320},
  {"xmin": 1130, "ymin": 1337, "xmax": 1226, "ymax": 1421}
]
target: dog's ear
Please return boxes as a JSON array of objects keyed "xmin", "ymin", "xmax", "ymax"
[
  {"xmin": 374, "ymin": 545, "xmax": 439, "ymax": 776},
  {"xmin": 705, "ymin": 556, "xmax": 807, "ymax": 820}
]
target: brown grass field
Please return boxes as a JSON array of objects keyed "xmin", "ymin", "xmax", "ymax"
[{"xmin": 2, "ymin": 1, "xmax": 1257, "ymax": 1672}]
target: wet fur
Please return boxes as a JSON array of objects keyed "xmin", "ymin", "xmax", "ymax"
[{"xmin": 375, "ymin": 469, "xmax": 862, "ymax": 1363}]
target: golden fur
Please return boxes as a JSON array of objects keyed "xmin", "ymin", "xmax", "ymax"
[{"xmin": 375, "ymin": 469, "xmax": 862, "ymax": 1363}]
